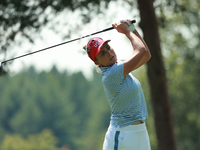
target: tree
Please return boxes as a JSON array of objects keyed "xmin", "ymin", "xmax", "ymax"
[
  {"xmin": 166, "ymin": 51, "xmax": 200, "ymax": 150},
  {"xmin": 0, "ymin": 129, "xmax": 60, "ymax": 150},
  {"xmin": 0, "ymin": 0, "xmax": 111, "ymax": 75},
  {"xmin": 159, "ymin": 1, "xmax": 200, "ymax": 149},
  {"xmin": 1, "ymin": 0, "xmax": 48, "ymax": 53},
  {"xmin": 0, "ymin": 66, "xmax": 111, "ymax": 150},
  {"xmin": 137, "ymin": 0, "xmax": 177, "ymax": 150},
  {"xmin": 1, "ymin": 0, "xmax": 176, "ymax": 149},
  {"xmin": 1, "ymin": 0, "xmax": 199, "ymax": 149},
  {"xmin": 0, "ymin": 0, "xmax": 111, "ymax": 58}
]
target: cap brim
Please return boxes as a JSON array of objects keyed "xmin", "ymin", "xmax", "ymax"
[{"xmin": 96, "ymin": 40, "xmax": 111, "ymax": 56}]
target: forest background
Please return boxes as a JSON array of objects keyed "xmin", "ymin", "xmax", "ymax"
[{"xmin": 0, "ymin": 0, "xmax": 200, "ymax": 150}]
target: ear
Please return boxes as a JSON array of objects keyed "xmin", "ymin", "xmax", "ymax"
[{"xmin": 94, "ymin": 60, "xmax": 100, "ymax": 66}]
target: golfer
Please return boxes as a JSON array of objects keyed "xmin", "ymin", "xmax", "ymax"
[{"xmin": 83, "ymin": 20, "xmax": 151, "ymax": 150}]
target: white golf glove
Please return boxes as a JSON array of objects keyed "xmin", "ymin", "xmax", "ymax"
[{"xmin": 120, "ymin": 19, "xmax": 135, "ymax": 31}]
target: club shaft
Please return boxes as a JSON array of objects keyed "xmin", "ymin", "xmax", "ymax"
[{"xmin": 1, "ymin": 20, "xmax": 136, "ymax": 64}]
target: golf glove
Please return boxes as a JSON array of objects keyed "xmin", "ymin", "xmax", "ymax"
[{"xmin": 120, "ymin": 19, "xmax": 135, "ymax": 31}]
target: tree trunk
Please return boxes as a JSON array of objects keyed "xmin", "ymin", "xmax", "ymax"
[{"xmin": 137, "ymin": 0, "xmax": 177, "ymax": 150}]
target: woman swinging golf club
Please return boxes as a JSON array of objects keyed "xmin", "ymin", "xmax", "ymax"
[{"xmin": 83, "ymin": 19, "xmax": 151, "ymax": 150}]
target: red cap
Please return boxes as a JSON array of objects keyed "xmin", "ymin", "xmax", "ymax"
[{"xmin": 86, "ymin": 37, "xmax": 110, "ymax": 61}]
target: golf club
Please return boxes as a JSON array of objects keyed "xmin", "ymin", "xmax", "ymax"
[{"xmin": 0, "ymin": 20, "xmax": 136, "ymax": 65}]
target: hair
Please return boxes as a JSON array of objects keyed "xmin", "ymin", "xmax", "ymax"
[
  {"xmin": 83, "ymin": 45, "xmax": 98, "ymax": 62},
  {"xmin": 83, "ymin": 45, "xmax": 90, "ymax": 55},
  {"xmin": 83, "ymin": 45, "xmax": 101, "ymax": 73},
  {"xmin": 83, "ymin": 45, "xmax": 87, "ymax": 51},
  {"xmin": 83, "ymin": 45, "xmax": 89, "ymax": 56}
]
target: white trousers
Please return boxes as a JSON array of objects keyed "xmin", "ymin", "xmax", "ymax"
[{"xmin": 103, "ymin": 123, "xmax": 151, "ymax": 150}]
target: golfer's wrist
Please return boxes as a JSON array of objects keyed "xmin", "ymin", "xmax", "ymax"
[
  {"xmin": 123, "ymin": 29, "xmax": 132, "ymax": 36},
  {"xmin": 124, "ymin": 30, "xmax": 134, "ymax": 40}
]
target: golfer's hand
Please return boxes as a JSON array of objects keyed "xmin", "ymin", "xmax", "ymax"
[
  {"xmin": 112, "ymin": 22, "xmax": 131, "ymax": 34},
  {"xmin": 120, "ymin": 19, "xmax": 135, "ymax": 31}
]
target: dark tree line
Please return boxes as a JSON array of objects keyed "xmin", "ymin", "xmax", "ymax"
[{"xmin": 1, "ymin": 0, "xmax": 200, "ymax": 149}]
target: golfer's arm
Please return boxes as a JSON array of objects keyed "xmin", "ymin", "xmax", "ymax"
[
  {"xmin": 132, "ymin": 30, "xmax": 151, "ymax": 70},
  {"xmin": 123, "ymin": 30, "xmax": 151, "ymax": 77}
]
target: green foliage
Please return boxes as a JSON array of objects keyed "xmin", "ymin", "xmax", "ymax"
[
  {"xmin": 1, "ymin": 0, "xmax": 200, "ymax": 150},
  {"xmin": 133, "ymin": 67, "xmax": 158, "ymax": 150},
  {"xmin": 0, "ymin": 65, "xmax": 156, "ymax": 150},
  {"xmin": 158, "ymin": 0, "xmax": 200, "ymax": 59},
  {"xmin": 0, "ymin": 59, "xmax": 200, "ymax": 150},
  {"xmin": 166, "ymin": 52, "xmax": 200, "ymax": 150},
  {"xmin": 156, "ymin": 1, "xmax": 200, "ymax": 149},
  {"xmin": 0, "ymin": 66, "xmax": 110, "ymax": 150},
  {"xmin": 0, "ymin": 0, "xmax": 112, "ymax": 55},
  {"xmin": 0, "ymin": 129, "xmax": 60, "ymax": 150},
  {"xmin": 134, "ymin": 55, "xmax": 200, "ymax": 150}
]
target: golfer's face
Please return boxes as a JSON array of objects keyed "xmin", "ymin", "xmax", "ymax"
[{"xmin": 95, "ymin": 43, "xmax": 117, "ymax": 67}]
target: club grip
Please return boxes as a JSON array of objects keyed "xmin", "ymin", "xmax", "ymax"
[
  {"xmin": 103, "ymin": 19, "xmax": 136, "ymax": 32},
  {"xmin": 131, "ymin": 20, "xmax": 136, "ymax": 23}
]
